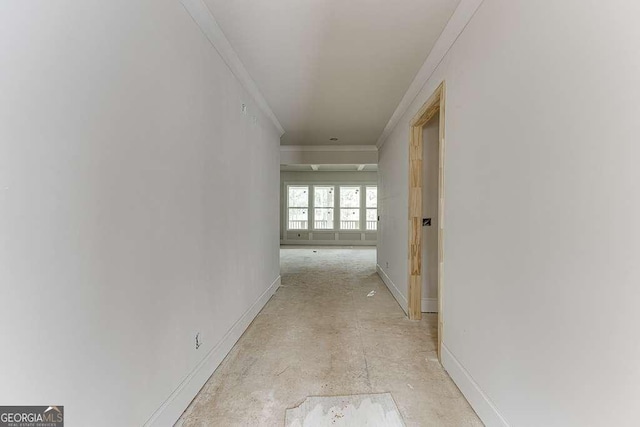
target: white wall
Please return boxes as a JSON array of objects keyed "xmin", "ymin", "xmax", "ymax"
[
  {"xmin": 281, "ymin": 171, "xmax": 377, "ymax": 244},
  {"xmin": 377, "ymin": 131, "xmax": 409, "ymax": 311},
  {"xmin": 0, "ymin": 1, "xmax": 280, "ymax": 426},
  {"xmin": 377, "ymin": 1, "xmax": 640, "ymax": 426}
]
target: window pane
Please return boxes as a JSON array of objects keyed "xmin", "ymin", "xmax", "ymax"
[
  {"xmin": 288, "ymin": 208, "xmax": 308, "ymax": 229},
  {"xmin": 314, "ymin": 208, "xmax": 334, "ymax": 229},
  {"xmin": 366, "ymin": 209, "xmax": 377, "ymax": 230},
  {"xmin": 340, "ymin": 186, "xmax": 360, "ymax": 208},
  {"xmin": 288, "ymin": 186, "xmax": 308, "ymax": 207},
  {"xmin": 340, "ymin": 209, "xmax": 360, "ymax": 230},
  {"xmin": 366, "ymin": 186, "xmax": 377, "ymax": 208},
  {"xmin": 314, "ymin": 186, "xmax": 334, "ymax": 207}
]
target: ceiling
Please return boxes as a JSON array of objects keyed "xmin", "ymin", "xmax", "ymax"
[
  {"xmin": 204, "ymin": 0, "xmax": 461, "ymax": 145},
  {"xmin": 281, "ymin": 164, "xmax": 378, "ymax": 172}
]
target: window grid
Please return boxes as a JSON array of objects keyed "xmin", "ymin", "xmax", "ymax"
[
  {"xmin": 287, "ymin": 186, "xmax": 309, "ymax": 230},
  {"xmin": 366, "ymin": 186, "xmax": 378, "ymax": 231},
  {"xmin": 286, "ymin": 184, "xmax": 377, "ymax": 232},
  {"xmin": 313, "ymin": 186, "xmax": 334, "ymax": 230},
  {"xmin": 339, "ymin": 186, "xmax": 360, "ymax": 230}
]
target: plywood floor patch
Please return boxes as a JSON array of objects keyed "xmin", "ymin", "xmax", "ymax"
[{"xmin": 285, "ymin": 393, "xmax": 405, "ymax": 427}]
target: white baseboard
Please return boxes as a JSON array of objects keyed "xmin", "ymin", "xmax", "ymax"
[
  {"xmin": 441, "ymin": 344, "xmax": 510, "ymax": 427},
  {"xmin": 280, "ymin": 240, "xmax": 376, "ymax": 246},
  {"xmin": 144, "ymin": 275, "xmax": 281, "ymax": 427},
  {"xmin": 421, "ymin": 298, "xmax": 438, "ymax": 313},
  {"xmin": 376, "ymin": 264, "xmax": 408, "ymax": 315},
  {"xmin": 375, "ymin": 265, "xmax": 437, "ymax": 314}
]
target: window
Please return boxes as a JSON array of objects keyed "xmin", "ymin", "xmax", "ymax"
[
  {"xmin": 366, "ymin": 186, "xmax": 377, "ymax": 230},
  {"xmin": 314, "ymin": 186, "xmax": 334, "ymax": 229},
  {"xmin": 288, "ymin": 186, "xmax": 308, "ymax": 229},
  {"xmin": 285, "ymin": 183, "xmax": 378, "ymax": 232},
  {"xmin": 340, "ymin": 186, "xmax": 360, "ymax": 230}
]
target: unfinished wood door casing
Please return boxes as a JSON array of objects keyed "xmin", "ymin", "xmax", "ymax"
[{"xmin": 408, "ymin": 82, "xmax": 445, "ymax": 361}]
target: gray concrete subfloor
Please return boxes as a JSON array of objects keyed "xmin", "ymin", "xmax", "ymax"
[{"xmin": 178, "ymin": 246, "xmax": 482, "ymax": 426}]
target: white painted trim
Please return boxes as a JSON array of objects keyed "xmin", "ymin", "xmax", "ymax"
[
  {"xmin": 376, "ymin": 264, "xmax": 408, "ymax": 315},
  {"xmin": 421, "ymin": 297, "xmax": 438, "ymax": 313},
  {"xmin": 281, "ymin": 240, "xmax": 375, "ymax": 246},
  {"xmin": 375, "ymin": 0, "xmax": 485, "ymax": 148},
  {"xmin": 144, "ymin": 275, "xmax": 281, "ymax": 426},
  {"xmin": 179, "ymin": 0, "xmax": 284, "ymax": 136},
  {"xmin": 280, "ymin": 145, "xmax": 378, "ymax": 152},
  {"xmin": 283, "ymin": 182, "xmax": 378, "ymax": 234},
  {"xmin": 441, "ymin": 344, "xmax": 511, "ymax": 427}
]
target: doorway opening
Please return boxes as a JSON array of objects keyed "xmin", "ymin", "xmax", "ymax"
[{"xmin": 408, "ymin": 82, "xmax": 445, "ymax": 361}]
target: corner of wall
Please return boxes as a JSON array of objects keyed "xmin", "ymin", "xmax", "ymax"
[
  {"xmin": 375, "ymin": 0, "xmax": 484, "ymax": 149},
  {"xmin": 179, "ymin": 0, "xmax": 284, "ymax": 136},
  {"xmin": 376, "ymin": 264, "xmax": 408, "ymax": 315}
]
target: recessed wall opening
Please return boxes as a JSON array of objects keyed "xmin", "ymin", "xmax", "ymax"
[
  {"xmin": 280, "ymin": 164, "xmax": 378, "ymax": 246},
  {"xmin": 422, "ymin": 112, "xmax": 440, "ymax": 317},
  {"xmin": 408, "ymin": 82, "xmax": 445, "ymax": 361}
]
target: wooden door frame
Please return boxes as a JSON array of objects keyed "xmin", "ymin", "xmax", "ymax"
[{"xmin": 408, "ymin": 81, "xmax": 445, "ymax": 360}]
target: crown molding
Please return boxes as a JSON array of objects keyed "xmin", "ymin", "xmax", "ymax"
[
  {"xmin": 280, "ymin": 145, "xmax": 378, "ymax": 152},
  {"xmin": 376, "ymin": 0, "xmax": 485, "ymax": 148},
  {"xmin": 180, "ymin": 0, "xmax": 285, "ymax": 136}
]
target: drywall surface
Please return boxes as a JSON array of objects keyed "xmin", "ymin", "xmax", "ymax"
[
  {"xmin": 377, "ymin": 132, "xmax": 409, "ymax": 312},
  {"xmin": 0, "ymin": 1, "xmax": 280, "ymax": 426},
  {"xmin": 281, "ymin": 171, "xmax": 377, "ymax": 244},
  {"xmin": 377, "ymin": 0, "xmax": 640, "ymax": 425},
  {"xmin": 280, "ymin": 146, "xmax": 378, "ymax": 165}
]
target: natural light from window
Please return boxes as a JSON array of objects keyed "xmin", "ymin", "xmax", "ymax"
[
  {"xmin": 288, "ymin": 186, "xmax": 309, "ymax": 229},
  {"xmin": 314, "ymin": 186, "xmax": 334, "ymax": 229},
  {"xmin": 339, "ymin": 186, "xmax": 360, "ymax": 230},
  {"xmin": 287, "ymin": 184, "xmax": 376, "ymax": 232},
  {"xmin": 366, "ymin": 186, "xmax": 377, "ymax": 230}
]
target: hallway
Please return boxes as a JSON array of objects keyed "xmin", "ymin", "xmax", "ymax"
[{"xmin": 179, "ymin": 247, "xmax": 481, "ymax": 426}]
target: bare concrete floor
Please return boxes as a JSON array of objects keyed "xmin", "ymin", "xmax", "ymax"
[{"xmin": 178, "ymin": 247, "xmax": 482, "ymax": 426}]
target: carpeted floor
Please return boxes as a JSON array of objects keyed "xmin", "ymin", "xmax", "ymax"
[{"xmin": 177, "ymin": 247, "xmax": 481, "ymax": 426}]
